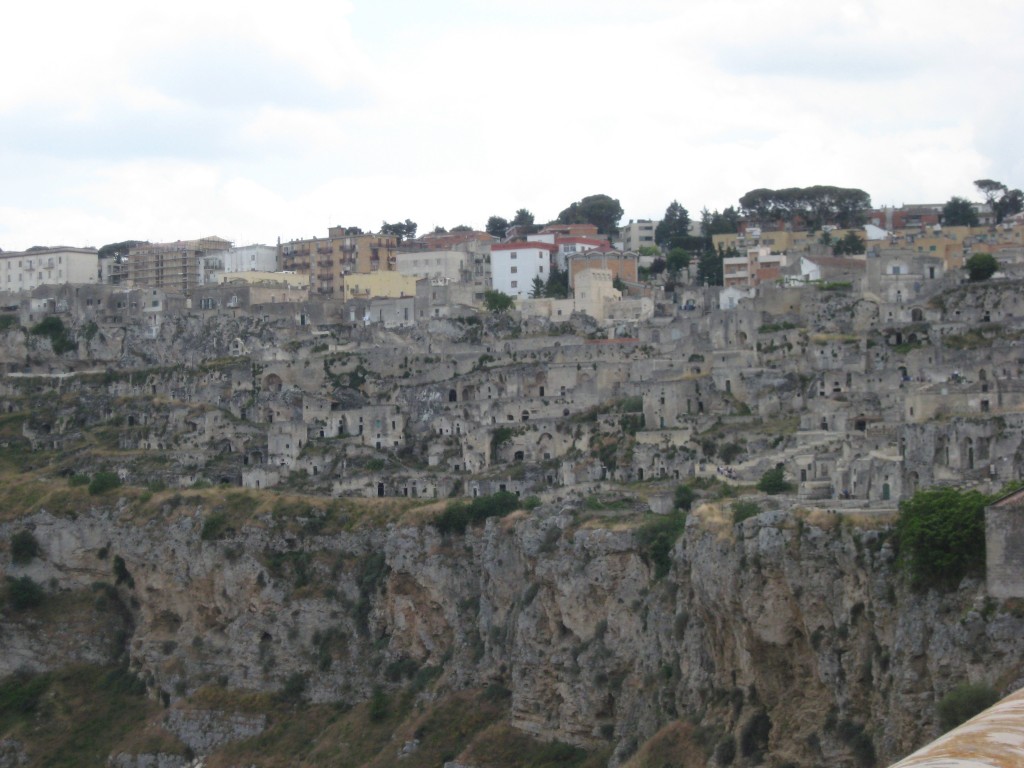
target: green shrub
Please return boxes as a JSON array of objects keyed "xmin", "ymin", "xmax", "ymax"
[
  {"xmin": 277, "ymin": 673, "xmax": 307, "ymax": 704},
  {"xmin": 89, "ymin": 471, "xmax": 122, "ymax": 495},
  {"xmin": 68, "ymin": 474, "xmax": 90, "ymax": 487},
  {"xmin": 895, "ymin": 487, "xmax": 988, "ymax": 590},
  {"xmin": 732, "ymin": 500, "xmax": 761, "ymax": 524},
  {"xmin": 433, "ymin": 491, "xmax": 519, "ymax": 535},
  {"xmin": 619, "ymin": 396, "xmax": 644, "ymax": 413},
  {"xmin": 635, "ymin": 511, "xmax": 687, "ymax": 579},
  {"xmin": 757, "ymin": 466, "xmax": 792, "ymax": 495},
  {"xmin": 965, "ymin": 252, "xmax": 998, "ymax": 282},
  {"xmin": 6, "ymin": 576, "xmax": 45, "ymax": 611},
  {"xmin": 200, "ymin": 512, "xmax": 231, "ymax": 541},
  {"xmin": 368, "ymin": 686, "xmax": 389, "ymax": 721},
  {"xmin": 112, "ymin": 556, "xmax": 134, "ymax": 589},
  {"xmin": 719, "ymin": 442, "xmax": 745, "ymax": 464},
  {"xmin": 10, "ymin": 530, "xmax": 41, "ymax": 564},
  {"xmin": 937, "ymin": 683, "xmax": 999, "ymax": 732},
  {"xmin": 30, "ymin": 316, "xmax": 76, "ymax": 355},
  {"xmin": 674, "ymin": 484, "xmax": 696, "ymax": 511}
]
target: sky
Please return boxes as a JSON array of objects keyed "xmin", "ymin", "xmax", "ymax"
[{"xmin": 1, "ymin": 0, "xmax": 1022, "ymax": 251}]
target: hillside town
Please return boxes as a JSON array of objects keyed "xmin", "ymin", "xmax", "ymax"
[{"xmin": 1, "ymin": 187, "xmax": 1023, "ymax": 512}]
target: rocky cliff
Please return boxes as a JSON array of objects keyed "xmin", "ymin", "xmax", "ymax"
[{"xmin": 2, "ymin": 495, "xmax": 1021, "ymax": 767}]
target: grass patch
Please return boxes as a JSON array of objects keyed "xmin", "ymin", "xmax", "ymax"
[{"xmin": 0, "ymin": 665, "xmax": 159, "ymax": 768}]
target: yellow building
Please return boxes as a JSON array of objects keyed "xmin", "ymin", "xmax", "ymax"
[
  {"xmin": 279, "ymin": 227, "xmax": 399, "ymax": 297},
  {"xmin": 712, "ymin": 229, "xmax": 815, "ymax": 254},
  {"xmin": 340, "ymin": 271, "xmax": 419, "ymax": 301}
]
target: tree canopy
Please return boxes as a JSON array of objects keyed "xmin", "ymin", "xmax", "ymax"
[
  {"xmin": 557, "ymin": 194, "xmax": 623, "ymax": 235},
  {"xmin": 832, "ymin": 230, "xmax": 866, "ymax": 256},
  {"xmin": 486, "ymin": 216, "xmax": 509, "ymax": 238},
  {"xmin": 545, "ymin": 265, "xmax": 569, "ymax": 299},
  {"xmin": 483, "ymin": 290, "xmax": 514, "ymax": 313},
  {"xmin": 895, "ymin": 486, "xmax": 989, "ymax": 590},
  {"xmin": 655, "ymin": 201, "xmax": 691, "ymax": 250},
  {"xmin": 529, "ymin": 276, "xmax": 545, "ymax": 298},
  {"xmin": 98, "ymin": 240, "xmax": 148, "ymax": 260},
  {"xmin": 666, "ymin": 248, "xmax": 690, "ymax": 273},
  {"xmin": 697, "ymin": 248, "xmax": 725, "ymax": 286},
  {"xmin": 757, "ymin": 465, "xmax": 793, "ymax": 494},
  {"xmin": 975, "ymin": 179, "xmax": 1024, "ymax": 224},
  {"xmin": 700, "ymin": 207, "xmax": 741, "ymax": 238},
  {"xmin": 965, "ymin": 252, "xmax": 998, "ymax": 281},
  {"xmin": 738, "ymin": 186, "xmax": 872, "ymax": 230},
  {"xmin": 380, "ymin": 219, "xmax": 417, "ymax": 243},
  {"xmin": 941, "ymin": 197, "xmax": 979, "ymax": 227}
]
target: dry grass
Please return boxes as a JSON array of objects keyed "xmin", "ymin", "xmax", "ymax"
[{"xmin": 621, "ymin": 720, "xmax": 710, "ymax": 768}]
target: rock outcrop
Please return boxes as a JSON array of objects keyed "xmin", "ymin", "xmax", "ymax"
[{"xmin": 3, "ymin": 500, "xmax": 1022, "ymax": 766}]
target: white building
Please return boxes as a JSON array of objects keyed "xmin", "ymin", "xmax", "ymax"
[
  {"xmin": 0, "ymin": 247, "xmax": 99, "ymax": 292},
  {"xmin": 618, "ymin": 220, "xmax": 659, "ymax": 252},
  {"xmin": 220, "ymin": 245, "xmax": 278, "ymax": 273},
  {"xmin": 490, "ymin": 242, "xmax": 555, "ymax": 299}
]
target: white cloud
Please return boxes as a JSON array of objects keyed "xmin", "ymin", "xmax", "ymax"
[{"xmin": 1, "ymin": 0, "xmax": 1022, "ymax": 248}]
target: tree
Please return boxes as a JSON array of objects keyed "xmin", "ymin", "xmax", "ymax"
[
  {"xmin": 895, "ymin": 486, "xmax": 988, "ymax": 590},
  {"xmin": 700, "ymin": 206, "xmax": 741, "ymax": 238},
  {"xmin": 941, "ymin": 197, "xmax": 978, "ymax": 227},
  {"xmin": 655, "ymin": 201, "xmax": 692, "ymax": 250},
  {"xmin": 937, "ymin": 683, "xmax": 999, "ymax": 732},
  {"xmin": 342, "ymin": 226, "xmax": 364, "ymax": 235},
  {"xmin": 545, "ymin": 265, "xmax": 569, "ymax": 299},
  {"xmin": 974, "ymin": 179, "xmax": 1023, "ymax": 224},
  {"xmin": 738, "ymin": 186, "xmax": 871, "ymax": 229},
  {"xmin": 697, "ymin": 248, "xmax": 725, "ymax": 286},
  {"xmin": 483, "ymin": 291, "xmax": 514, "ymax": 313},
  {"xmin": 486, "ymin": 216, "xmax": 509, "ymax": 238},
  {"xmin": 509, "ymin": 209, "xmax": 540, "ymax": 235},
  {"xmin": 965, "ymin": 252, "xmax": 998, "ymax": 281},
  {"xmin": 512, "ymin": 209, "xmax": 534, "ymax": 227},
  {"xmin": 673, "ymin": 484, "xmax": 697, "ymax": 511},
  {"xmin": 557, "ymin": 194, "xmax": 623, "ymax": 235},
  {"xmin": 432, "ymin": 226, "xmax": 447, "ymax": 235},
  {"xmin": 98, "ymin": 240, "xmax": 148, "ymax": 261},
  {"xmin": 757, "ymin": 466, "xmax": 792, "ymax": 495},
  {"xmin": 649, "ymin": 258, "xmax": 666, "ymax": 276},
  {"xmin": 529, "ymin": 276, "xmax": 545, "ymax": 298},
  {"xmin": 380, "ymin": 219, "xmax": 418, "ymax": 243},
  {"xmin": 450, "ymin": 225, "xmax": 473, "ymax": 233},
  {"xmin": 666, "ymin": 247, "xmax": 690, "ymax": 274},
  {"xmin": 833, "ymin": 230, "xmax": 865, "ymax": 256}
]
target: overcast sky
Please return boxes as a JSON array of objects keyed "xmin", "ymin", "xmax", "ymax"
[{"xmin": 2, "ymin": 0, "xmax": 1021, "ymax": 250}]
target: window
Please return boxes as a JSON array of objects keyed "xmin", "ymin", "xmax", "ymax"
[
  {"xmin": 510, "ymin": 266, "xmax": 517, "ymax": 274},
  {"xmin": 510, "ymin": 252, "xmax": 517, "ymax": 259},
  {"xmin": 511, "ymin": 280, "xmax": 518, "ymax": 288}
]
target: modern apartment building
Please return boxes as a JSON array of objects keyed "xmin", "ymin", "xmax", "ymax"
[
  {"xmin": 127, "ymin": 237, "xmax": 233, "ymax": 293},
  {"xmin": 0, "ymin": 247, "xmax": 99, "ymax": 293},
  {"xmin": 279, "ymin": 227, "xmax": 398, "ymax": 297},
  {"xmin": 618, "ymin": 219, "xmax": 658, "ymax": 252}
]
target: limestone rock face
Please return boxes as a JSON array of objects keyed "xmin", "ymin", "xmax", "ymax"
[{"xmin": 2, "ymin": 503, "xmax": 1022, "ymax": 767}]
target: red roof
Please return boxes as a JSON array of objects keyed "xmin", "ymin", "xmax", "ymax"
[
  {"xmin": 491, "ymin": 242, "xmax": 557, "ymax": 252},
  {"xmin": 557, "ymin": 237, "xmax": 609, "ymax": 248}
]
